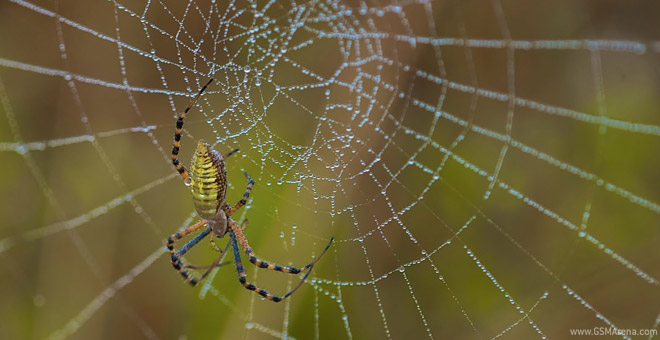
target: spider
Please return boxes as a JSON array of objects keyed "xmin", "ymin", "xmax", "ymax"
[{"xmin": 166, "ymin": 78, "xmax": 333, "ymax": 302}]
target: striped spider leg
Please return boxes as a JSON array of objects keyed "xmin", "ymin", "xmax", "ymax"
[{"xmin": 226, "ymin": 218, "xmax": 334, "ymax": 302}]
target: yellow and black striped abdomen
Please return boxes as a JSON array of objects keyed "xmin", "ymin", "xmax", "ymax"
[{"xmin": 190, "ymin": 140, "xmax": 227, "ymax": 219}]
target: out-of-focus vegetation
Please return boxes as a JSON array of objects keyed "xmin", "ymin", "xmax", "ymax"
[{"xmin": 0, "ymin": 0, "xmax": 659, "ymax": 339}]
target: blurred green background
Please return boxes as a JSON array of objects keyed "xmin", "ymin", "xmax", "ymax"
[{"xmin": 1, "ymin": 0, "xmax": 659, "ymax": 339}]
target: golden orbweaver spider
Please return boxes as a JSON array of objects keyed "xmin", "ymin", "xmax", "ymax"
[{"xmin": 166, "ymin": 78, "xmax": 333, "ymax": 302}]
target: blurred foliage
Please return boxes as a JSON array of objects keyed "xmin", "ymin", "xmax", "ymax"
[{"xmin": 0, "ymin": 0, "xmax": 659, "ymax": 339}]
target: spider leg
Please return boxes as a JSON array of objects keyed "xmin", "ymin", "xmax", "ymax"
[
  {"xmin": 187, "ymin": 239, "xmax": 232, "ymax": 269},
  {"xmin": 167, "ymin": 220, "xmax": 213, "ymax": 285},
  {"xmin": 172, "ymin": 78, "xmax": 214, "ymax": 182},
  {"xmin": 182, "ymin": 260, "xmax": 231, "ymax": 270},
  {"xmin": 185, "ymin": 240, "xmax": 232, "ymax": 282},
  {"xmin": 226, "ymin": 172, "xmax": 254, "ymax": 217},
  {"xmin": 228, "ymin": 218, "xmax": 334, "ymax": 274},
  {"xmin": 167, "ymin": 220, "xmax": 207, "ymax": 255},
  {"xmin": 223, "ymin": 148, "xmax": 240, "ymax": 159},
  {"xmin": 209, "ymin": 234, "xmax": 223, "ymax": 254},
  {"xmin": 229, "ymin": 229, "xmax": 313, "ymax": 302}
]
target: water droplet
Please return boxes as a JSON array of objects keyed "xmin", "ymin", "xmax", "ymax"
[
  {"xmin": 184, "ymin": 177, "xmax": 193, "ymax": 186},
  {"xmin": 15, "ymin": 145, "xmax": 27, "ymax": 155},
  {"xmin": 244, "ymin": 65, "xmax": 251, "ymax": 73}
]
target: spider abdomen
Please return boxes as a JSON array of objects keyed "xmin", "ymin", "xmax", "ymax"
[{"xmin": 189, "ymin": 140, "xmax": 227, "ymax": 219}]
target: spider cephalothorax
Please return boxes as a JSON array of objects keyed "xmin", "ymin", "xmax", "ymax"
[{"xmin": 166, "ymin": 78, "xmax": 333, "ymax": 302}]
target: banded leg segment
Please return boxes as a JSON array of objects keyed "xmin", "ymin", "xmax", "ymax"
[
  {"xmin": 223, "ymin": 148, "xmax": 240, "ymax": 159},
  {"xmin": 226, "ymin": 172, "xmax": 254, "ymax": 217},
  {"xmin": 172, "ymin": 78, "xmax": 214, "ymax": 181},
  {"xmin": 167, "ymin": 220, "xmax": 208, "ymax": 255},
  {"xmin": 228, "ymin": 218, "xmax": 334, "ymax": 274},
  {"xmin": 209, "ymin": 236, "xmax": 223, "ymax": 253},
  {"xmin": 229, "ymin": 229, "xmax": 312, "ymax": 302},
  {"xmin": 167, "ymin": 220, "xmax": 213, "ymax": 285}
]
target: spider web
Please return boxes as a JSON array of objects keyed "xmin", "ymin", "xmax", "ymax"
[{"xmin": 1, "ymin": 0, "xmax": 660, "ymax": 339}]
